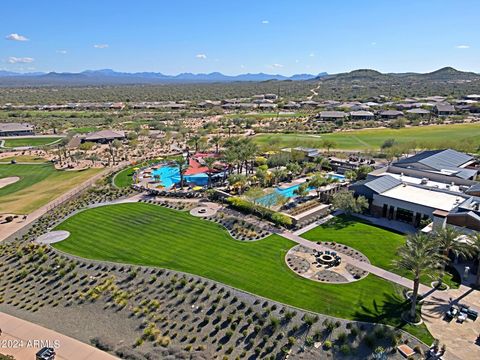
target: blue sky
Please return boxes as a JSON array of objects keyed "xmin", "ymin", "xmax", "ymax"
[{"xmin": 1, "ymin": 0, "xmax": 479, "ymax": 75}]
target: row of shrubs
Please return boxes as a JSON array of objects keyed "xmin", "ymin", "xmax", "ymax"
[{"xmin": 226, "ymin": 197, "xmax": 292, "ymax": 228}]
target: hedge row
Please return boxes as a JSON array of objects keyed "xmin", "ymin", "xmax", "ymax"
[{"xmin": 226, "ymin": 197, "xmax": 292, "ymax": 228}]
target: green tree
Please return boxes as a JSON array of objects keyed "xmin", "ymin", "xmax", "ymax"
[
  {"xmin": 434, "ymin": 226, "xmax": 471, "ymax": 285},
  {"xmin": 467, "ymin": 232, "xmax": 480, "ymax": 286},
  {"xmin": 210, "ymin": 135, "xmax": 222, "ymax": 153},
  {"xmin": 322, "ymin": 139, "xmax": 336, "ymax": 153},
  {"xmin": 393, "ymin": 233, "xmax": 446, "ymax": 320},
  {"xmin": 331, "ymin": 190, "xmax": 368, "ymax": 214},
  {"xmin": 174, "ymin": 157, "xmax": 187, "ymax": 189},
  {"xmin": 204, "ymin": 157, "xmax": 217, "ymax": 188},
  {"xmin": 294, "ymin": 183, "xmax": 309, "ymax": 197}
]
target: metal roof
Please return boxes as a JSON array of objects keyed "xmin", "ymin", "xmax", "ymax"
[
  {"xmin": 364, "ymin": 175, "xmax": 402, "ymax": 194},
  {"xmin": 435, "ymin": 103, "xmax": 455, "ymax": 112},
  {"xmin": 319, "ymin": 111, "xmax": 347, "ymax": 118},
  {"xmin": 0, "ymin": 122, "xmax": 34, "ymax": 132},
  {"xmin": 394, "ymin": 149, "xmax": 473, "ymax": 170},
  {"xmin": 350, "ymin": 110, "xmax": 374, "ymax": 116}
]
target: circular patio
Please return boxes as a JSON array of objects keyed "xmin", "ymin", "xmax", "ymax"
[
  {"xmin": 35, "ymin": 230, "xmax": 70, "ymax": 244},
  {"xmin": 190, "ymin": 202, "xmax": 221, "ymax": 217},
  {"xmin": 285, "ymin": 244, "xmax": 369, "ymax": 284}
]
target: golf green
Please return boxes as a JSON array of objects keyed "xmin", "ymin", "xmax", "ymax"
[
  {"xmin": 0, "ymin": 163, "xmax": 100, "ymax": 213},
  {"xmin": 54, "ymin": 203, "xmax": 433, "ymax": 343}
]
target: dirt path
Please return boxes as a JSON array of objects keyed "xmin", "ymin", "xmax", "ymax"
[
  {"xmin": 0, "ymin": 312, "xmax": 118, "ymax": 359},
  {"xmin": 307, "ymin": 83, "xmax": 320, "ymax": 100}
]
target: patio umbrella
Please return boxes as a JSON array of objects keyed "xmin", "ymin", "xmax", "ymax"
[{"xmin": 193, "ymin": 186, "xmax": 203, "ymax": 191}]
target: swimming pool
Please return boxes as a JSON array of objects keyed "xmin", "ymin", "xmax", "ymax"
[
  {"xmin": 151, "ymin": 166, "xmax": 209, "ymax": 188},
  {"xmin": 328, "ymin": 173, "xmax": 346, "ymax": 182},
  {"xmin": 256, "ymin": 183, "xmax": 315, "ymax": 206}
]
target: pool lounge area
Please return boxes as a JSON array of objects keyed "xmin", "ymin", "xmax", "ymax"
[{"xmin": 256, "ymin": 173, "xmax": 345, "ymax": 206}]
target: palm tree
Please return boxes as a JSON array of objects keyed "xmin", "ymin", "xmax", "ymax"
[
  {"xmin": 204, "ymin": 157, "xmax": 217, "ymax": 188},
  {"xmin": 227, "ymin": 173, "xmax": 248, "ymax": 194},
  {"xmin": 467, "ymin": 232, "xmax": 480, "ymax": 286},
  {"xmin": 393, "ymin": 233, "xmax": 446, "ymax": 321},
  {"xmin": 174, "ymin": 157, "xmax": 187, "ymax": 189},
  {"xmin": 434, "ymin": 226, "xmax": 471, "ymax": 285},
  {"xmin": 210, "ymin": 135, "xmax": 222, "ymax": 153},
  {"xmin": 189, "ymin": 135, "xmax": 201, "ymax": 153}
]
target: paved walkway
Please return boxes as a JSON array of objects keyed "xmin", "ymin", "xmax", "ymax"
[
  {"xmin": 0, "ymin": 312, "xmax": 118, "ymax": 359},
  {"xmin": 293, "ymin": 214, "xmax": 334, "ymax": 235},
  {"xmin": 278, "ymin": 230, "xmax": 480, "ymax": 359}
]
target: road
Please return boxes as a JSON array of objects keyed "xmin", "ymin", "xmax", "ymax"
[{"xmin": 0, "ymin": 312, "xmax": 118, "ymax": 359}]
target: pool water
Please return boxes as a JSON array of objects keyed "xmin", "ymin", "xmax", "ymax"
[
  {"xmin": 152, "ymin": 166, "xmax": 209, "ymax": 188},
  {"xmin": 328, "ymin": 173, "xmax": 346, "ymax": 181},
  {"xmin": 256, "ymin": 174, "xmax": 344, "ymax": 206},
  {"xmin": 256, "ymin": 183, "xmax": 315, "ymax": 206}
]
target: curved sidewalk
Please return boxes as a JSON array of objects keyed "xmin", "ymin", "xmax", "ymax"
[{"xmin": 0, "ymin": 312, "xmax": 118, "ymax": 359}]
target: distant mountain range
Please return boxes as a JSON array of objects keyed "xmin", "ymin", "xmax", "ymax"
[
  {"xmin": 318, "ymin": 67, "xmax": 480, "ymax": 82},
  {"xmin": 0, "ymin": 67, "xmax": 478, "ymax": 87},
  {"xmin": 0, "ymin": 69, "xmax": 327, "ymax": 86}
]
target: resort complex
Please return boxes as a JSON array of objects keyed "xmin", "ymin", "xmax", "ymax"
[{"xmin": 2, "ymin": 2, "xmax": 480, "ymax": 359}]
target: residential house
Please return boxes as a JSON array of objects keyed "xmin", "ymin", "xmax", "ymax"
[
  {"xmin": 83, "ymin": 130, "xmax": 126, "ymax": 144},
  {"xmin": 349, "ymin": 110, "xmax": 374, "ymax": 121},
  {"xmin": 434, "ymin": 103, "xmax": 456, "ymax": 116},
  {"xmin": 378, "ymin": 110, "xmax": 404, "ymax": 120},
  {"xmin": 317, "ymin": 111, "xmax": 348, "ymax": 122}
]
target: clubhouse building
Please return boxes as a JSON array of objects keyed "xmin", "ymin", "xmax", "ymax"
[
  {"xmin": 0, "ymin": 122, "xmax": 34, "ymax": 137},
  {"xmin": 351, "ymin": 149, "xmax": 480, "ymax": 232}
]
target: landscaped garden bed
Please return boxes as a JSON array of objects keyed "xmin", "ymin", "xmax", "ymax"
[{"xmin": 47, "ymin": 202, "xmax": 434, "ymax": 344}]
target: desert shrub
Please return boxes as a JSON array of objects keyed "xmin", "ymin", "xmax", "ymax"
[
  {"xmin": 90, "ymin": 336, "xmax": 114, "ymax": 351},
  {"xmin": 340, "ymin": 344, "xmax": 351, "ymax": 355},
  {"xmin": 323, "ymin": 340, "xmax": 332, "ymax": 350}
]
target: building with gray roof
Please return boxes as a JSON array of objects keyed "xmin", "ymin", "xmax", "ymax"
[
  {"xmin": 393, "ymin": 149, "xmax": 478, "ymax": 180},
  {"xmin": 0, "ymin": 122, "xmax": 34, "ymax": 136},
  {"xmin": 318, "ymin": 111, "xmax": 347, "ymax": 121}
]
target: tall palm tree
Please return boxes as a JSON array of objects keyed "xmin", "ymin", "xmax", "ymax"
[
  {"xmin": 174, "ymin": 157, "xmax": 187, "ymax": 189},
  {"xmin": 189, "ymin": 135, "xmax": 201, "ymax": 153},
  {"xmin": 210, "ymin": 135, "xmax": 222, "ymax": 153},
  {"xmin": 204, "ymin": 157, "xmax": 217, "ymax": 188},
  {"xmin": 393, "ymin": 233, "xmax": 446, "ymax": 320},
  {"xmin": 467, "ymin": 232, "xmax": 480, "ymax": 286},
  {"xmin": 434, "ymin": 226, "xmax": 471, "ymax": 285}
]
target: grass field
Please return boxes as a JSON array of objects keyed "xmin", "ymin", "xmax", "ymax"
[
  {"xmin": 302, "ymin": 216, "xmax": 460, "ymax": 288},
  {"xmin": 54, "ymin": 203, "xmax": 433, "ymax": 343},
  {"xmin": 253, "ymin": 123, "xmax": 480, "ymax": 151},
  {"xmin": 69, "ymin": 127, "xmax": 98, "ymax": 134},
  {"xmin": 1, "ymin": 137, "xmax": 62, "ymax": 148},
  {"xmin": 0, "ymin": 155, "xmax": 49, "ymax": 163},
  {"xmin": 0, "ymin": 163, "xmax": 100, "ymax": 214},
  {"xmin": 113, "ymin": 166, "xmax": 137, "ymax": 188}
]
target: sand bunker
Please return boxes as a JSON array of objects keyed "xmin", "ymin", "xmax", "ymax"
[{"xmin": 0, "ymin": 176, "xmax": 20, "ymax": 189}]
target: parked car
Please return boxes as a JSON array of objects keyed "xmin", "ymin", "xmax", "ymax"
[
  {"xmin": 445, "ymin": 306, "xmax": 458, "ymax": 319},
  {"xmin": 36, "ymin": 347, "xmax": 55, "ymax": 360}
]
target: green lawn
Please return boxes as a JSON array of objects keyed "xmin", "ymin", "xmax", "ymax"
[
  {"xmin": 0, "ymin": 163, "xmax": 100, "ymax": 213},
  {"xmin": 113, "ymin": 166, "xmax": 137, "ymax": 188},
  {"xmin": 54, "ymin": 203, "xmax": 433, "ymax": 343},
  {"xmin": 0, "ymin": 155, "xmax": 49, "ymax": 163},
  {"xmin": 253, "ymin": 123, "xmax": 480, "ymax": 151},
  {"xmin": 301, "ymin": 216, "xmax": 460, "ymax": 288},
  {"xmin": 2, "ymin": 137, "xmax": 62, "ymax": 148},
  {"xmin": 69, "ymin": 127, "xmax": 98, "ymax": 134}
]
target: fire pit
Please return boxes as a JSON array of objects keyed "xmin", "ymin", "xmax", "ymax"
[{"xmin": 318, "ymin": 253, "xmax": 336, "ymax": 265}]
